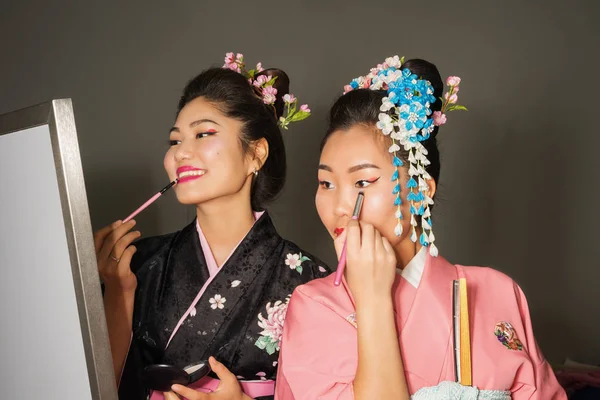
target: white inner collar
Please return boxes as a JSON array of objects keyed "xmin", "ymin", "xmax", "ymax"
[{"xmin": 396, "ymin": 246, "xmax": 427, "ymax": 288}]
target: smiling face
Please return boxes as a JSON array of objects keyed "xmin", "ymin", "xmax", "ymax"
[
  {"xmin": 315, "ymin": 124, "xmax": 417, "ymax": 255},
  {"xmin": 164, "ymin": 97, "xmax": 257, "ymax": 206}
]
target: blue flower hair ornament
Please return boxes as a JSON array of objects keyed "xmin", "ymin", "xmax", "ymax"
[{"xmin": 343, "ymin": 56, "xmax": 467, "ymax": 257}]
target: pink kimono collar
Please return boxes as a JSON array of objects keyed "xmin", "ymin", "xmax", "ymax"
[{"xmin": 340, "ymin": 253, "xmax": 458, "ymax": 386}]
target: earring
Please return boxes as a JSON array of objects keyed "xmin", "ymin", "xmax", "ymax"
[{"xmin": 253, "ymin": 169, "xmax": 259, "ymax": 177}]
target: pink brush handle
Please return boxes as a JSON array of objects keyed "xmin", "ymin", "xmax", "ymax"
[
  {"xmin": 123, "ymin": 192, "xmax": 161, "ymax": 223},
  {"xmin": 333, "ymin": 240, "xmax": 348, "ymax": 286},
  {"xmin": 333, "ymin": 215, "xmax": 359, "ymax": 286}
]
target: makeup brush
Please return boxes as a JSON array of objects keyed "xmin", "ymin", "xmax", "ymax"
[
  {"xmin": 122, "ymin": 179, "xmax": 178, "ymax": 223},
  {"xmin": 333, "ymin": 191, "xmax": 365, "ymax": 286}
]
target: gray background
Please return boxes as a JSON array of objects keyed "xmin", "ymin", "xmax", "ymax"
[{"xmin": 1, "ymin": 0, "xmax": 598, "ymax": 365}]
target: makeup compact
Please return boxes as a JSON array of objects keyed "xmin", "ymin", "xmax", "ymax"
[{"xmin": 142, "ymin": 360, "xmax": 211, "ymax": 392}]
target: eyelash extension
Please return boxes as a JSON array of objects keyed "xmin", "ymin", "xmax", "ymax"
[
  {"xmin": 196, "ymin": 131, "xmax": 216, "ymax": 139},
  {"xmin": 318, "ymin": 180, "xmax": 333, "ymax": 189},
  {"xmin": 168, "ymin": 131, "xmax": 216, "ymax": 146},
  {"xmin": 356, "ymin": 176, "xmax": 381, "ymax": 187}
]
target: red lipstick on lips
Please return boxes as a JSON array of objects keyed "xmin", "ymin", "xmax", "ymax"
[
  {"xmin": 176, "ymin": 166, "xmax": 205, "ymax": 183},
  {"xmin": 334, "ymin": 227, "xmax": 344, "ymax": 237}
]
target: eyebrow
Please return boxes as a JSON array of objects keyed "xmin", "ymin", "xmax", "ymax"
[
  {"xmin": 318, "ymin": 163, "xmax": 381, "ymax": 173},
  {"xmin": 170, "ymin": 119, "xmax": 220, "ymax": 133}
]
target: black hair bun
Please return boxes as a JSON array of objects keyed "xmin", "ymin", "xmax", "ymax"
[
  {"xmin": 402, "ymin": 58, "xmax": 444, "ymax": 139},
  {"xmin": 402, "ymin": 59, "xmax": 443, "ymax": 112}
]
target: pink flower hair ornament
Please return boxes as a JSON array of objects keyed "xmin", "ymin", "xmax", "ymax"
[{"xmin": 223, "ymin": 52, "xmax": 310, "ymax": 130}]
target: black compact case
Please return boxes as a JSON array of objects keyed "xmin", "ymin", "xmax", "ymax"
[{"xmin": 142, "ymin": 361, "xmax": 211, "ymax": 392}]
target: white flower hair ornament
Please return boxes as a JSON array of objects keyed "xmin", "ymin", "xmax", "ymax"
[
  {"xmin": 223, "ymin": 52, "xmax": 311, "ymax": 130},
  {"xmin": 343, "ymin": 56, "xmax": 467, "ymax": 257}
]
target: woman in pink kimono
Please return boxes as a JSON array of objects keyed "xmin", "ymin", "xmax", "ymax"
[{"xmin": 275, "ymin": 57, "xmax": 567, "ymax": 399}]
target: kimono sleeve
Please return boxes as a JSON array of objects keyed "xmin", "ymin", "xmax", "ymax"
[
  {"xmin": 275, "ymin": 286, "xmax": 357, "ymax": 400},
  {"xmin": 511, "ymin": 283, "xmax": 567, "ymax": 400}
]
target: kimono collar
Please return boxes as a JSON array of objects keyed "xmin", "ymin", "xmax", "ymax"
[
  {"xmin": 196, "ymin": 211, "xmax": 265, "ymax": 276},
  {"xmin": 163, "ymin": 211, "xmax": 282, "ymax": 355},
  {"xmin": 400, "ymin": 252, "xmax": 459, "ymax": 389},
  {"xmin": 397, "ymin": 246, "xmax": 427, "ymax": 289}
]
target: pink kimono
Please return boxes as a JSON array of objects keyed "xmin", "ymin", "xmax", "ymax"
[{"xmin": 275, "ymin": 252, "xmax": 566, "ymax": 399}]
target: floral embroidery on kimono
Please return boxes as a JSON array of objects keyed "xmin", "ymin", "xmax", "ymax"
[
  {"xmin": 285, "ymin": 253, "xmax": 311, "ymax": 274},
  {"xmin": 345, "ymin": 312, "xmax": 358, "ymax": 328},
  {"xmin": 209, "ymin": 294, "xmax": 226, "ymax": 310},
  {"xmin": 494, "ymin": 321, "xmax": 523, "ymax": 351},
  {"xmin": 256, "ymin": 372, "xmax": 267, "ymax": 381},
  {"xmin": 255, "ymin": 295, "xmax": 291, "ymax": 355}
]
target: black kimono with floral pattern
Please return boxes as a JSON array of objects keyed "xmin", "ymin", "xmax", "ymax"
[{"xmin": 118, "ymin": 212, "xmax": 330, "ymax": 399}]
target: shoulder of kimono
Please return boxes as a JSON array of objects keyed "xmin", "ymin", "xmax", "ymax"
[
  {"xmin": 455, "ymin": 263, "xmax": 528, "ymax": 329},
  {"xmin": 291, "ymin": 274, "xmax": 353, "ymax": 317},
  {"xmin": 129, "ymin": 231, "xmax": 179, "ymax": 274},
  {"xmin": 456, "ymin": 263, "xmax": 518, "ymax": 292}
]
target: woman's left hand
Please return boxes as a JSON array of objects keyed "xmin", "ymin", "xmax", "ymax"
[{"xmin": 167, "ymin": 357, "xmax": 252, "ymax": 400}]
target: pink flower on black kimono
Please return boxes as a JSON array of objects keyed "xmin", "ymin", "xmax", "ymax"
[
  {"xmin": 285, "ymin": 252, "xmax": 310, "ymax": 274},
  {"xmin": 209, "ymin": 294, "xmax": 226, "ymax": 310},
  {"xmin": 255, "ymin": 295, "xmax": 291, "ymax": 355}
]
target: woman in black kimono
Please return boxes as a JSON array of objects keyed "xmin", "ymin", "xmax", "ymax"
[{"xmin": 94, "ymin": 54, "xmax": 329, "ymax": 400}]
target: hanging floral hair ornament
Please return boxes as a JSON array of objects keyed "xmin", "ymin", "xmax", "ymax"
[
  {"xmin": 343, "ymin": 56, "xmax": 467, "ymax": 257},
  {"xmin": 223, "ymin": 52, "xmax": 311, "ymax": 130}
]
